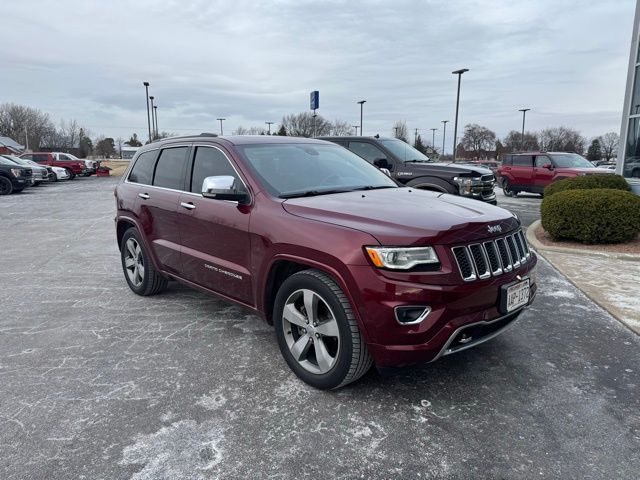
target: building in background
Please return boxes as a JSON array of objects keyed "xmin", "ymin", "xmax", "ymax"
[
  {"xmin": 0, "ymin": 136, "xmax": 25, "ymax": 155},
  {"xmin": 619, "ymin": 0, "xmax": 640, "ymax": 193},
  {"xmin": 120, "ymin": 146, "xmax": 140, "ymax": 160}
]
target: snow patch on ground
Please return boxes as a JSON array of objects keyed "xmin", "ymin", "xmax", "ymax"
[
  {"xmin": 197, "ymin": 390, "xmax": 227, "ymax": 411},
  {"xmin": 120, "ymin": 420, "xmax": 224, "ymax": 480}
]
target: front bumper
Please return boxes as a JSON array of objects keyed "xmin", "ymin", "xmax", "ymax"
[{"xmin": 347, "ymin": 253, "xmax": 537, "ymax": 367}]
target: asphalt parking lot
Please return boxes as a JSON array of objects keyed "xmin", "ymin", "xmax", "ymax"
[{"xmin": 1, "ymin": 178, "xmax": 639, "ymax": 479}]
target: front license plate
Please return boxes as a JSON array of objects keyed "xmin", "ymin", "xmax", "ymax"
[{"xmin": 501, "ymin": 279, "xmax": 530, "ymax": 313}]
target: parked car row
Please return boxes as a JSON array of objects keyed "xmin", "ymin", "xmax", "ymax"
[
  {"xmin": 0, "ymin": 154, "xmax": 71, "ymax": 195},
  {"xmin": 19, "ymin": 152, "xmax": 98, "ymax": 180}
]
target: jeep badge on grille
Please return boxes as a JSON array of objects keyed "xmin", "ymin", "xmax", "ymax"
[{"xmin": 488, "ymin": 224, "xmax": 503, "ymax": 234}]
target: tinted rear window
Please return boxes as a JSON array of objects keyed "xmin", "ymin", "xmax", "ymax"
[
  {"xmin": 33, "ymin": 154, "xmax": 49, "ymax": 162},
  {"xmin": 512, "ymin": 155, "xmax": 533, "ymax": 166},
  {"xmin": 153, "ymin": 147, "xmax": 189, "ymax": 190},
  {"xmin": 128, "ymin": 151, "xmax": 157, "ymax": 185}
]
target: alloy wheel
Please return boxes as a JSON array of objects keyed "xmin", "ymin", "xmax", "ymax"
[
  {"xmin": 124, "ymin": 238, "xmax": 145, "ymax": 287},
  {"xmin": 282, "ymin": 289, "xmax": 340, "ymax": 375}
]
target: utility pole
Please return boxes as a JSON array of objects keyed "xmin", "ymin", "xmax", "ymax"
[
  {"xmin": 153, "ymin": 106, "xmax": 159, "ymax": 138},
  {"xmin": 352, "ymin": 125, "xmax": 359, "ymax": 135},
  {"xmin": 216, "ymin": 118, "xmax": 225, "ymax": 135},
  {"xmin": 441, "ymin": 120, "xmax": 449, "ymax": 156},
  {"xmin": 24, "ymin": 126, "xmax": 29, "ymax": 151},
  {"xmin": 357, "ymin": 100, "xmax": 366, "ymax": 136},
  {"xmin": 519, "ymin": 108, "xmax": 530, "ymax": 150},
  {"xmin": 394, "ymin": 126, "xmax": 399, "ymax": 137},
  {"xmin": 430, "ymin": 128, "xmax": 438, "ymax": 150},
  {"xmin": 451, "ymin": 68, "xmax": 469, "ymax": 161},
  {"xmin": 149, "ymin": 96, "xmax": 156, "ymax": 139},
  {"xmin": 265, "ymin": 122, "xmax": 274, "ymax": 134}
]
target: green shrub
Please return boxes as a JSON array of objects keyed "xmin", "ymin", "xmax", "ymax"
[
  {"xmin": 544, "ymin": 174, "xmax": 631, "ymax": 197},
  {"xmin": 541, "ymin": 189, "xmax": 640, "ymax": 244}
]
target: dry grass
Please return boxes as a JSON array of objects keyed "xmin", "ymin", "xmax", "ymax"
[{"xmin": 100, "ymin": 160, "xmax": 130, "ymax": 177}]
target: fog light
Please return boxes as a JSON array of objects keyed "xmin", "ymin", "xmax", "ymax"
[{"xmin": 394, "ymin": 306, "xmax": 431, "ymax": 325}]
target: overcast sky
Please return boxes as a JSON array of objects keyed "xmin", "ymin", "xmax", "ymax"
[{"xmin": 0, "ymin": 0, "xmax": 635, "ymax": 150}]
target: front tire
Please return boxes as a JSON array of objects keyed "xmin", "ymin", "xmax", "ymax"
[
  {"xmin": 502, "ymin": 179, "xmax": 517, "ymax": 197},
  {"xmin": 0, "ymin": 177, "xmax": 14, "ymax": 195},
  {"xmin": 66, "ymin": 168, "xmax": 76, "ymax": 180},
  {"xmin": 120, "ymin": 228, "xmax": 168, "ymax": 296},
  {"xmin": 274, "ymin": 269, "xmax": 373, "ymax": 390}
]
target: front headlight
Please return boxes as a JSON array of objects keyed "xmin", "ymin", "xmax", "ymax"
[
  {"xmin": 10, "ymin": 168, "xmax": 23, "ymax": 177},
  {"xmin": 453, "ymin": 176, "xmax": 483, "ymax": 195},
  {"xmin": 365, "ymin": 246, "xmax": 439, "ymax": 270}
]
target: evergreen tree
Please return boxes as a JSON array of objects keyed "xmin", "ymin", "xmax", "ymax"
[
  {"xmin": 276, "ymin": 125, "xmax": 287, "ymax": 136},
  {"xmin": 586, "ymin": 138, "xmax": 602, "ymax": 161},
  {"xmin": 414, "ymin": 134, "xmax": 427, "ymax": 154}
]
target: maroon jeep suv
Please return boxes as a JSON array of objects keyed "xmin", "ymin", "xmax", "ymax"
[
  {"xmin": 498, "ymin": 151, "xmax": 612, "ymax": 197},
  {"xmin": 115, "ymin": 135, "xmax": 537, "ymax": 389}
]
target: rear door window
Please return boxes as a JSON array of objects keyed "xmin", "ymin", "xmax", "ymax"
[
  {"xmin": 128, "ymin": 151, "xmax": 158, "ymax": 185},
  {"xmin": 347, "ymin": 141, "xmax": 387, "ymax": 164},
  {"xmin": 512, "ymin": 155, "xmax": 533, "ymax": 166},
  {"xmin": 153, "ymin": 147, "xmax": 189, "ymax": 190},
  {"xmin": 33, "ymin": 154, "xmax": 49, "ymax": 163},
  {"xmin": 190, "ymin": 146, "xmax": 245, "ymax": 194},
  {"xmin": 502, "ymin": 155, "xmax": 512, "ymax": 165}
]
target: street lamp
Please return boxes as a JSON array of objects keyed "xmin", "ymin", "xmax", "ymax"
[
  {"xmin": 519, "ymin": 108, "xmax": 530, "ymax": 150},
  {"xmin": 216, "ymin": 118, "xmax": 225, "ymax": 136},
  {"xmin": 441, "ymin": 120, "xmax": 449, "ymax": 156},
  {"xmin": 149, "ymin": 96, "xmax": 156, "ymax": 139},
  {"xmin": 153, "ymin": 106, "xmax": 159, "ymax": 138},
  {"xmin": 451, "ymin": 68, "xmax": 469, "ymax": 161},
  {"xmin": 143, "ymin": 81, "xmax": 151, "ymax": 143},
  {"xmin": 357, "ymin": 100, "xmax": 366, "ymax": 136},
  {"xmin": 266, "ymin": 121, "xmax": 274, "ymax": 134},
  {"xmin": 430, "ymin": 128, "xmax": 438, "ymax": 150},
  {"xmin": 352, "ymin": 125, "xmax": 359, "ymax": 135}
]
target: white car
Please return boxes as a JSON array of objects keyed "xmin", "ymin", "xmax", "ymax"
[{"xmin": 50, "ymin": 166, "xmax": 71, "ymax": 181}]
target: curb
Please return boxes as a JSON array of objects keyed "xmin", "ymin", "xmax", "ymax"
[
  {"xmin": 525, "ymin": 220, "xmax": 640, "ymax": 262},
  {"xmin": 526, "ymin": 220, "xmax": 640, "ymax": 335}
]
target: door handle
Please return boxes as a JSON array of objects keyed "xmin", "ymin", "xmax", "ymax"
[
  {"xmin": 180, "ymin": 202, "xmax": 196, "ymax": 210},
  {"xmin": 138, "ymin": 193, "xmax": 150, "ymax": 199}
]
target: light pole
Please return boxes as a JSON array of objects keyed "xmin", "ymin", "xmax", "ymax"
[
  {"xmin": 266, "ymin": 121, "xmax": 274, "ymax": 134},
  {"xmin": 518, "ymin": 108, "xmax": 530, "ymax": 150},
  {"xmin": 451, "ymin": 68, "xmax": 469, "ymax": 161},
  {"xmin": 143, "ymin": 81, "xmax": 151, "ymax": 143},
  {"xmin": 352, "ymin": 125, "xmax": 359, "ymax": 135},
  {"xmin": 414, "ymin": 128, "xmax": 420, "ymax": 145},
  {"xmin": 357, "ymin": 100, "xmax": 366, "ymax": 136},
  {"xmin": 430, "ymin": 128, "xmax": 438, "ymax": 150},
  {"xmin": 216, "ymin": 118, "xmax": 225, "ymax": 136},
  {"xmin": 394, "ymin": 126, "xmax": 399, "ymax": 137},
  {"xmin": 153, "ymin": 106, "xmax": 159, "ymax": 138},
  {"xmin": 441, "ymin": 120, "xmax": 449, "ymax": 156},
  {"xmin": 149, "ymin": 96, "xmax": 156, "ymax": 139}
]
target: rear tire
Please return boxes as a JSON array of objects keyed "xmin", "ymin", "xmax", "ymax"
[
  {"xmin": 274, "ymin": 269, "xmax": 373, "ymax": 390},
  {"xmin": 120, "ymin": 228, "xmax": 168, "ymax": 296},
  {"xmin": 0, "ymin": 177, "xmax": 14, "ymax": 195},
  {"xmin": 502, "ymin": 179, "xmax": 517, "ymax": 197}
]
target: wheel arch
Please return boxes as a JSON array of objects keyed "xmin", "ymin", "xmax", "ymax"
[
  {"xmin": 115, "ymin": 216, "xmax": 163, "ymax": 274},
  {"xmin": 407, "ymin": 176, "xmax": 455, "ymax": 194}
]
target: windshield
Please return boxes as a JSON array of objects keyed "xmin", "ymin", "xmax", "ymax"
[
  {"xmin": 0, "ymin": 157, "xmax": 18, "ymax": 166},
  {"xmin": 2, "ymin": 155, "xmax": 28, "ymax": 166},
  {"xmin": 237, "ymin": 143, "xmax": 398, "ymax": 198},
  {"xmin": 62, "ymin": 153, "xmax": 80, "ymax": 160},
  {"xmin": 379, "ymin": 138, "xmax": 431, "ymax": 162},
  {"xmin": 550, "ymin": 153, "xmax": 594, "ymax": 168}
]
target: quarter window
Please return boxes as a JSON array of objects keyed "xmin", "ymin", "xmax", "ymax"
[
  {"xmin": 190, "ymin": 146, "xmax": 244, "ymax": 193},
  {"xmin": 512, "ymin": 155, "xmax": 533, "ymax": 166},
  {"xmin": 348, "ymin": 141, "xmax": 387, "ymax": 164},
  {"xmin": 128, "ymin": 151, "xmax": 158, "ymax": 185},
  {"xmin": 153, "ymin": 147, "xmax": 189, "ymax": 190}
]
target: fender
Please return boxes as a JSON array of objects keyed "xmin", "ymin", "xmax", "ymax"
[{"xmin": 407, "ymin": 176, "xmax": 456, "ymax": 194}]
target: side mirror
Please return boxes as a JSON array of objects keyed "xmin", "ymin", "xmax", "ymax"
[
  {"xmin": 543, "ymin": 163, "xmax": 552, "ymax": 170},
  {"xmin": 373, "ymin": 158, "xmax": 389, "ymax": 169},
  {"xmin": 380, "ymin": 168, "xmax": 391, "ymax": 177},
  {"xmin": 202, "ymin": 175, "xmax": 249, "ymax": 204}
]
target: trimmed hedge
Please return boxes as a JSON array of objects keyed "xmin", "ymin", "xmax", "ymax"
[
  {"xmin": 541, "ymin": 189, "xmax": 640, "ymax": 244},
  {"xmin": 544, "ymin": 174, "xmax": 630, "ymax": 197}
]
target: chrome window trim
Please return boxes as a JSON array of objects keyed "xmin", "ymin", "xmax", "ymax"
[{"xmin": 123, "ymin": 143, "xmax": 252, "ymax": 205}]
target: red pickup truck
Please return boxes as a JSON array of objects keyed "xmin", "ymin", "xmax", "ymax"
[
  {"xmin": 498, "ymin": 152, "xmax": 612, "ymax": 197},
  {"xmin": 20, "ymin": 152, "xmax": 87, "ymax": 180}
]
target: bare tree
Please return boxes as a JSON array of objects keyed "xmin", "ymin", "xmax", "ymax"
[
  {"xmin": 0, "ymin": 103, "xmax": 55, "ymax": 150},
  {"xmin": 233, "ymin": 126, "xmax": 266, "ymax": 135},
  {"xmin": 281, "ymin": 112, "xmax": 331, "ymax": 137},
  {"xmin": 330, "ymin": 119, "xmax": 352, "ymax": 136},
  {"xmin": 502, "ymin": 130, "xmax": 539, "ymax": 152},
  {"xmin": 538, "ymin": 127, "xmax": 586, "ymax": 154},
  {"xmin": 598, "ymin": 132, "xmax": 619, "ymax": 161},
  {"xmin": 461, "ymin": 124, "xmax": 496, "ymax": 158},
  {"xmin": 392, "ymin": 120, "xmax": 409, "ymax": 142}
]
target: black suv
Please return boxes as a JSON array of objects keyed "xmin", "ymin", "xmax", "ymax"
[
  {"xmin": 0, "ymin": 156, "xmax": 32, "ymax": 195},
  {"xmin": 320, "ymin": 136, "xmax": 497, "ymax": 204}
]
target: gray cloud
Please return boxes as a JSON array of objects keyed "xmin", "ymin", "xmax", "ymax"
[{"xmin": 0, "ymin": 0, "xmax": 634, "ymax": 143}]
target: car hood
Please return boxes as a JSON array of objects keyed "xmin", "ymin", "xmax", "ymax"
[
  {"xmin": 403, "ymin": 162, "xmax": 494, "ymax": 177},
  {"xmin": 282, "ymin": 188, "xmax": 518, "ymax": 246}
]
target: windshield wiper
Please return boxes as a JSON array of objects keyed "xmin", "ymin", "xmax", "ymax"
[
  {"xmin": 351, "ymin": 185, "xmax": 396, "ymax": 191},
  {"xmin": 279, "ymin": 189, "xmax": 354, "ymax": 199}
]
